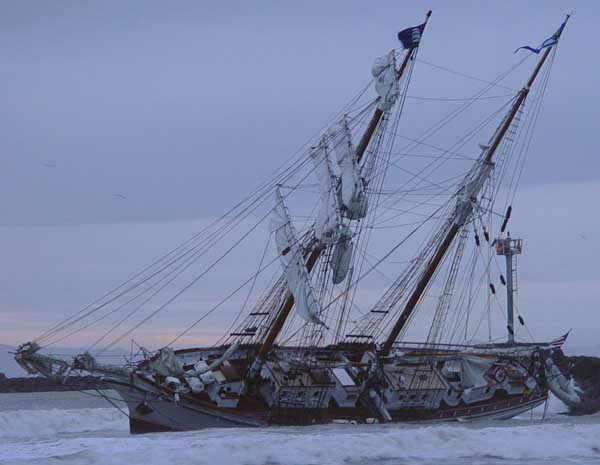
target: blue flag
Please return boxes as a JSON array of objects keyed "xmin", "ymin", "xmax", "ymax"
[
  {"xmin": 515, "ymin": 15, "xmax": 569, "ymax": 54},
  {"xmin": 397, "ymin": 22, "xmax": 426, "ymax": 49}
]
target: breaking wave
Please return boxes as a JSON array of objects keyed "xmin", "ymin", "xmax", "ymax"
[{"xmin": 1, "ymin": 406, "xmax": 600, "ymax": 465}]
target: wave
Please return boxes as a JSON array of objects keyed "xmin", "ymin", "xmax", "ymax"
[
  {"xmin": 0, "ymin": 408, "xmax": 128, "ymax": 440},
  {"xmin": 1, "ymin": 408, "xmax": 600, "ymax": 465}
]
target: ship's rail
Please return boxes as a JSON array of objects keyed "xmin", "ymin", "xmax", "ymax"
[{"xmin": 391, "ymin": 340, "xmax": 552, "ymax": 355}]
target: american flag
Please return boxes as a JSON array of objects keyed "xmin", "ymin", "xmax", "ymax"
[{"xmin": 549, "ymin": 330, "xmax": 571, "ymax": 349}]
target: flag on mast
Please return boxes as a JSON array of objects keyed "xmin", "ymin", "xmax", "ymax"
[
  {"xmin": 515, "ymin": 15, "xmax": 570, "ymax": 54},
  {"xmin": 549, "ymin": 330, "xmax": 571, "ymax": 349},
  {"xmin": 397, "ymin": 22, "xmax": 426, "ymax": 49}
]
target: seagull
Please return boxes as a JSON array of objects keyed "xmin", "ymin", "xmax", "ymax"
[
  {"xmin": 42, "ymin": 160, "xmax": 57, "ymax": 168},
  {"xmin": 112, "ymin": 193, "xmax": 127, "ymax": 200}
]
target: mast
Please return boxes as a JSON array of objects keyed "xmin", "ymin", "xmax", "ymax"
[
  {"xmin": 355, "ymin": 45, "xmax": 419, "ymax": 161},
  {"xmin": 380, "ymin": 42, "xmax": 556, "ymax": 357},
  {"xmin": 249, "ymin": 12, "xmax": 432, "ymax": 375},
  {"xmin": 251, "ymin": 245, "xmax": 323, "ymax": 368},
  {"xmin": 355, "ymin": 11, "xmax": 431, "ymax": 160}
]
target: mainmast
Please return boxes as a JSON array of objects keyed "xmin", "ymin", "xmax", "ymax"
[
  {"xmin": 249, "ymin": 12, "xmax": 432, "ymax": 375},
  {"xmin": 380, "ymin": 33, "xmax": 561, "ymax": 356}
]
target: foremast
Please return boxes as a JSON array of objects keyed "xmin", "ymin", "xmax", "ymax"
[
  {"xmin": 380, "ymin": 21, "xmax": 566, "ymax": 356},
  {"xmin": 249, "ymin": 11, "xmax": 432, "ymax": 377}
]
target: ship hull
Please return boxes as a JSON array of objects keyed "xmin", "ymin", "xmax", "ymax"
[
  {"xmin": 108, "ymin": 379, "xmax": 267, "ymax": 433},
  {"xmin": 107, "ymin": 377, "xmax": 547, "ymax": 434}
]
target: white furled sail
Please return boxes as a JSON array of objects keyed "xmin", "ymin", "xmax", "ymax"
[
  {"xmin": 329, "ymin": 117, "xmax": 368, "ymax": 220},
  {"xmin": 271, "ymin": 189, "xmax": 325, "ymax": 326},
  {"xmin": 371, "ymin": 51, "xmax": 398, "ymax": 111},
  {"xmin": 310, "ymin": 139, "xmax": 340, "ymax": 244},
  {"xmin": 343, "ymin": 179, "xmax": 369, "ymax": 220},
  {"xmin": 329, "ymin": 117, "xmax": 357, "ymax": 208},
  {"xmin": 330, "ymin": 227, "xmax": 353, "ymax": 284}
]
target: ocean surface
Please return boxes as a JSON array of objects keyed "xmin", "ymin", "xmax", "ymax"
[{"xmin": 1, "ymin": 391, "xmax": 599, "ymax": 465}]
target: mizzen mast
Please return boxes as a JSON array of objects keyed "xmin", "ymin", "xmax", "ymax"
[{"xmin": 380, "ymin": 19, "xmax": 566, "ymax": 356}]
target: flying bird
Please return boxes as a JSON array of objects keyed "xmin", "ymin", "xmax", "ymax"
[
  {"xmin": 42, "ymin": 160, "xmax": 57, "ymax": 168},
  {"xmin": 112, "ymin": 193, "xmax": 127, "ymax": 200}
]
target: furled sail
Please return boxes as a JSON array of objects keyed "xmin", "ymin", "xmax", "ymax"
[
  {"xmin": 343, "ymin": 178, "xmax": 369, "ymax": 220},
  {"xmin": 310, "ymin": 139, "xmax": 340, "ymax": 244},
  {"xmin": 330, "ymin": 226, "xmax": 353, "ymax": 284},
  {"xmin": 271, "ymin": 189, "xmax": 325, "ymax": 326},
  {"xmin": 329, "ymin": 117, "xmax": 368, "ymax": 220},
  {"xmin": 371, "ymin": 51, "xmax": 398, "ymax": 111}
]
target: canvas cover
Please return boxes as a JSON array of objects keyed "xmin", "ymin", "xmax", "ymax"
[
  {"xmin": 460, "ymin": 356, "xmax": 495, "ymax": 388},
  {"xmin": 148, "ymin": 347, "xmax": 185, "ymax": 377}
]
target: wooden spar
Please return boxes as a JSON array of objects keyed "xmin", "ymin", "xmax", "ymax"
[
  {"xmin": 485, "ymin": 46, "xmax": 553, "ymax": 163},
  {"xmin": 253, "ymin": 246, "xmax": 322, "ymax": 364},
  {"xmin": 355, "ymin": 10, "xmax": 431, "ymax": 163},
  {"xmin": 354, "ymin": 107, "xmax": 382, "ymax": 163},
  {"xmin": 380, "ymin": 42, "xmax": 556, "ymax": 356},
  {"xmin": 380, "ymin": 223, "xmax": 460, "ymax": 356},
  {"xmin": 355, "ymin": 49, "xmax": 414, "ymax": 162},
  {"xmin": 252, "ymin": 102, "xmax": 386, "ymax": 366},
  {"xmin": 251, "ymin": 13, "xmax": 432, "ymax": 369}
]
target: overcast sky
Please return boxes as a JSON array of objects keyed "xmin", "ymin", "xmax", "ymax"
[{"xmin": 2, "ymin": 1, "xmax": 599, "ymax": 364}]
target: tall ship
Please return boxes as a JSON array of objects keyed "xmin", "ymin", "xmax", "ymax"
[{"xmin": 15, "ymin": 12, "xmax": 582, "ymax": 433}]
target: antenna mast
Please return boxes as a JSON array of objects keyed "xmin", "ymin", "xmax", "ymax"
[{"xmin": 496, "ymin": 234, "xmax": 522, "ymax": 343}]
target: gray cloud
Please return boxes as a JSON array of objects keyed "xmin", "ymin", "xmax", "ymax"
[{"xmin": 1, "ymin": 1, "xmax": 594, "ymax": 226}]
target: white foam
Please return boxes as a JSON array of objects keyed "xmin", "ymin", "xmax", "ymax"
[
  {"xmin": 0, "ymin": 408, "xmax": 128, "ymax": 440},
  {"xmin": 1, "ymin": 409, "xmax": 600, "ymax": 465}
]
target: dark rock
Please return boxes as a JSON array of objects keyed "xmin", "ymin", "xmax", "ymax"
[
  {"xmin": 566, "ymin": 356, "xmax": 600, "ymax": 415},
  {"xmin": 568, "ymin": 356, "xmax": 600, "ymax": 397}
]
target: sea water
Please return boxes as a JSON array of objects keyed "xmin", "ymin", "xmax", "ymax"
[{"xmin": 0, "ymin": 391, "xmax": 599, "ymax": 465}]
